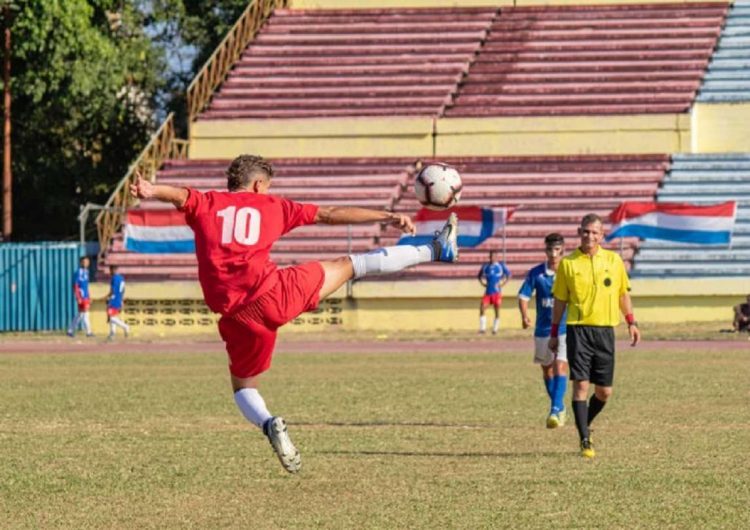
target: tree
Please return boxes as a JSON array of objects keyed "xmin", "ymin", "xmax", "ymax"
[
  {"xmin": 5, "ymin": 0, "xmax": 164, "ymax": 240},
  {"xmin": 3, "ymin": 0, "xmax": 253, "ymax": 240}
]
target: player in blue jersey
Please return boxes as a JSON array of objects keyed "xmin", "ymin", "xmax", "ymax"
[
  {"xmin": 67, "ymin": 256, "xmax": 94, "ymax": 337},
  {"xmin": 518, "ymin": 233, "xmax": 569, "ymax": 428},
  {"xmin": 477, "ymin": 250, "xmax": 511, "ymax": 334},
  {"xmin": 106, "ymin": 265, "xmax": 130, "ymax": 340}
]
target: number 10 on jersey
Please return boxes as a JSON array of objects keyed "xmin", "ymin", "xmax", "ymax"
[{"xmin": 217, "ymin": 206, "xmax": 261, "ymax": 245}]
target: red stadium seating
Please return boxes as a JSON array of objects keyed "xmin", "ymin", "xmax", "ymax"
[
  {"xmin": 200, "ymin": 7, "xmax": 496, "ymax": 120},
  {"xmin": 446, "ymin": 2, "xmax": 728, "ymax": 117}
]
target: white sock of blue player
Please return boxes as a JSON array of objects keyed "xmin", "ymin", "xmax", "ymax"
[
  {"xmin": 81, "ymin": 312, "xmax": 92, "ymax": 335},
  {"xmin": 234, "ymin": 388, "xmax": 273, "ymax": 429},
  {"xmin": 492, "ymin": 318, "xmax": 500, "ymax": 333},
  {"xmin": 110, "ymin": 317, "xmax": 129, "ymax": 334},
  {"xmin": 349, "ymin": 245, "xmax": 433, "ymax": 278},
  {"xmin": 479, "ymin": 315, "xmax": 487, "ymax": 332}
]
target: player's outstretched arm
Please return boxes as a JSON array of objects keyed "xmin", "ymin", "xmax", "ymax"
[
  {"xmin": 129, "ymin": 173, "xmax": 188, "ymax": 209},
  {"xmin": 315, "ymin": 206, "xmax": 416, "ymax": 235}
]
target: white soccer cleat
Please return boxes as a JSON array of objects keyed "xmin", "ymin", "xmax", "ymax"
[
  {"xmin": 263, "ymin": 416, "xmax": 301, "ymax": 474},
  {"xmin": 432, "ymin": 212, "xmax": 459, "ymax": 263}
]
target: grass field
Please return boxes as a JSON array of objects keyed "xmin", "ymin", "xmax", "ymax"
[{"xmin": 1, "ymin": 339, "xmax": 749, "ymax": 529}]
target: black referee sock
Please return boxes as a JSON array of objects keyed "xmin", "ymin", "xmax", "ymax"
[
  {"xmin": 588, "ymin": 395, "xmax": 607, "ymax": 426},
  {"xmin": 572, "ymin": 400, "xmax": 589, "ymax": 441}
]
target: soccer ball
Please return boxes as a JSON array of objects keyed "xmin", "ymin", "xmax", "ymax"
[{"xmin": 414, "ymin": 163, "xmax": 463, "ymax": 210}]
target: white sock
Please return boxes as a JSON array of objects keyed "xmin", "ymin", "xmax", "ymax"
[
  {"xmin": 68, "ymin": 313, "xmax": 82, "ymax": 334},
  {"xmin": 350, "ymin": 245, "xmax": 433, "ymax": 279},
  {"xmin": 234, "ymin": 388, "xmax": 273, "ymax": 429},
  {"xmin": 493, "ymin": 318, "xmax": 500, "ymax": 332},
  {"xmin": 479, "ymin": 315, "xmax": 487, "ymax": 331},
  {"xmin": 81, "ymin": 312, "xmax": 92, "ymax": 335},
  {"xmin": 109, "ymin": 322, "xmax": 116, "ymax": 336},
  {"xmin": 111, "ymin": 316, "xmax": 129, "ymax": 332}
]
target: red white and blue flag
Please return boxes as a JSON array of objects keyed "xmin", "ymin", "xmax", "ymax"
[
  {"xmin": 606, "ymin": 201, "xmax": 737, "ymax": 245},
  {"xmin": 123, "ymin": 210, "xmax": 194, "ymax": 253},
  {"xmin": 398, "ymin": 206, "xmax": 514, "ymax": 248}
]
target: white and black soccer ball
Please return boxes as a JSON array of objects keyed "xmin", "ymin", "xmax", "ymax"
[{"xmin": 414, "ymin": 163, "xmax": 463, "ymax": 210}]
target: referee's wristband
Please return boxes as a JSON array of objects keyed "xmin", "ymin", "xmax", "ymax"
[
  {"xmin": 550, "ymin": 324, "xmax": 560, "ymax": 338},
  {"xmin": 625, "ymin": 313, "xmax": 637, "ymax": 326}
]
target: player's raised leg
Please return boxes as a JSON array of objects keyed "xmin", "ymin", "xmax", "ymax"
[{"xmin": 318, "ymin": 212, "xmax": 459, "ymax": 299}]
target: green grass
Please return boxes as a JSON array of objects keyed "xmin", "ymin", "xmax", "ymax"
[{"xmin": 1, "ymin": 343, "xmax": 749, "ymax": 529}]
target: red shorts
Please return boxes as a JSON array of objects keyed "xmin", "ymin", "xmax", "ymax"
[
  {"xmin": 77, "ymin": 299, "xmax": 91, "ymax": 312},
  {"xmin": 218, "ymin": 262, "xmax": 325, "ymax": 379},
  {"xmin": 481, "ymin": 293, "xmax": 502, "ymax": 307},
  {"xmin": 107, "ymin": 307, "xmax": 121, "ymax": 317}
]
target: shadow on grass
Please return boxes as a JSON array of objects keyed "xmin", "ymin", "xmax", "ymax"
[
  {"xmin": 295, "ymin": 421, "xmax": 498, "ymax": 429},
  {"xmin": 318, "ymin": 449, "xmax": 566, "ymax": 458}
]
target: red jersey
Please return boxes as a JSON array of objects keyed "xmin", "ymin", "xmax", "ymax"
[{"xmin": 179, "ymin": 188, "xmax": 319, "ymax": 314}]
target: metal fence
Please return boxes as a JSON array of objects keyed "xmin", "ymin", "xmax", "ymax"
[{"xmin": 0, "ymin": 243, "xmax": 84, "ymax": 331}]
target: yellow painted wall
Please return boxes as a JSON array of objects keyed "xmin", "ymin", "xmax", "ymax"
[
  {"xmin": 292, "ymin": 0, "xmax": 722, "ymax": 7},
  {"xmin": 514, "ymin": 0, "xmax": 725, "ymax": 5},
  {"xmin": 292, "ymin": 0, "xmax": 509, "ymax": 7},
  {"xmin": 189, "ymin": 117, "xmax": 435, "ymax": 159},
  {"xmin": 88, "ymin": 278, "xmax": 749, "ymax": 336},
  {"xmin": 435, "ymin": 114, "xmax": 690, "ymax": 156},
  {"xmin": 691, "ymin": 102, "xmax": 750, "ymax": 153}
]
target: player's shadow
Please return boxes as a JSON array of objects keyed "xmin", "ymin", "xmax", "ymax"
[{"xmin": 318, "ymin": 449, "xmax": 564, "ymax": 459}]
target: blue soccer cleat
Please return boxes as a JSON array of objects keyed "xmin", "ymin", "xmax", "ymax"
[{"xmin": 432, "ymin": 212, "xmax": 459, "ymax": 263}]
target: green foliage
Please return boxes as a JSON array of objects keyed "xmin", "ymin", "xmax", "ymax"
[
  {"xmin": 3, "ymin": 0, "xmax": 259, "ymax": 240},
  {"xmin": 6, "ymin": 0, "xmax": 164, "ymax": 240}
]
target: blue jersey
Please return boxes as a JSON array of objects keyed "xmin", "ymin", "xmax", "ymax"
[
  {"xmin": 108, "ymin": 273, "xmax": 126, "ymax": 309},
  {"xmin": 518, "ymin": 262, "xmax": 567, "ymax": 338},
  {"xmin": 479, "ymin": 261, "xmax": 511, "ymax": 295},
  {"xmin": 73, "ymin": 267, "xmax": 90, "ymax": 300}
]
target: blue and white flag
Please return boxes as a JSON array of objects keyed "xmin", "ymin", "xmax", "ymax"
[
  {"xmin": 124, "ymin": 210, "xmax": 195, "ymax": 253},
  {"xmin": 606, "ymin": 201, "xmax": 737, "ymax": 245},
  {"xmin": 398, "ymin": 206, "xmax": 514, "ymax": 248}
]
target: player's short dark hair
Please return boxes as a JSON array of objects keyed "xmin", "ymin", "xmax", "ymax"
[
  {"xmin": 109, "ymin": 265, "xmax": 118, "ymax": 273},
  {"xmin": 226, "ymin": 155, "xmax": 274, "ymax": 191},
  {"xmin": 580, "ymin": 213, "xmax": 603, "ymax": 228},
  {"xmin": 544, "ymin": 233, "xmax": 565, "ymax": 247},
  {"xmin": 79, "ymin": 256, "xmax": 89, "ymax": 263}
]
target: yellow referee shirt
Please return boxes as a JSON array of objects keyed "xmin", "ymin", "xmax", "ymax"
[{"xmin": 551, "ymin": 247, "xmax": 631, "ymax": 327}]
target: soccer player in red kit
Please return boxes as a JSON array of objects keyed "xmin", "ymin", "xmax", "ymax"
[{"xmin": 130, "ymin": 155, "xmax": 459, "ymax": 473}]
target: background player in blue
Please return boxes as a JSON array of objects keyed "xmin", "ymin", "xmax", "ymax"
[
  {"xmin": 67, "ymin": 256, "xmax": 93, "ymax": 337},
  {"xmin": 477, "ymin": 250, "xmax": 511, "ymax": 334},
  {"xmin": 518, "ymin": 233, "xmax": 568, "ymax": 428},
  {"xmin": 106, "ymin": 265, "xmax": 130, "ymax": 340}
]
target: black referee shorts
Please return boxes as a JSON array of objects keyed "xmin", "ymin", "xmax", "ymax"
[{"xmin": 566, "ymin": 325, "xmax": 615, "ymax": 387}]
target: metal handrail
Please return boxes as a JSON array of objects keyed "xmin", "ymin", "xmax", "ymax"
[
  {"xmin": 94, "ymin": 112, "xmax": 186, "ymax": 259},
  {"xmin": 186, "ymin": 0, "xmax": 288, "ymax": 123}
]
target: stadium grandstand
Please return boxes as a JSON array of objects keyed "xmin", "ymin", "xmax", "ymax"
[{"xmin": 91, "ymin": 0, "xmax": 750, "ymax": 334}]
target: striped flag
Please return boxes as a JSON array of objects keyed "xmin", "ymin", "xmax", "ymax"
[
  {"xmin": 123, "ymin": 210, "xmax": 195, "ymax": 253},
  {"xmin": 398, "ymin": 206, "xmax": 514, "ymax": 248},
  {"xmin": 605, "ymin": 201, "xmax": 737, "ymax": 245}
]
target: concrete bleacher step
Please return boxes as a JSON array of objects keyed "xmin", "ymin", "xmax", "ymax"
[
  {"xmin": 448, "ymin": 2, "xmax": 726, "ymax": 117},
  {"xmin": 197, "ymin": 6, "xmax": 498, "ymax": 120}
]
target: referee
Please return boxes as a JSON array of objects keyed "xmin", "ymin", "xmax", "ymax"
[{"xmin": 549, "ymin": 214, "xmax": 641, "ymax": 458}]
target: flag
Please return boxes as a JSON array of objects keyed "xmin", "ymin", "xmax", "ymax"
[
  {"xmin": 123, "ymin": 210, "xmax": 195, "ymax": 253},
  {"xmin": 398, "ymin": 206, "xmax": 514, "ymax": 247},
  {"xmin": 605, "ymin": 201, "xmax": 737, "ymax": 245}
]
